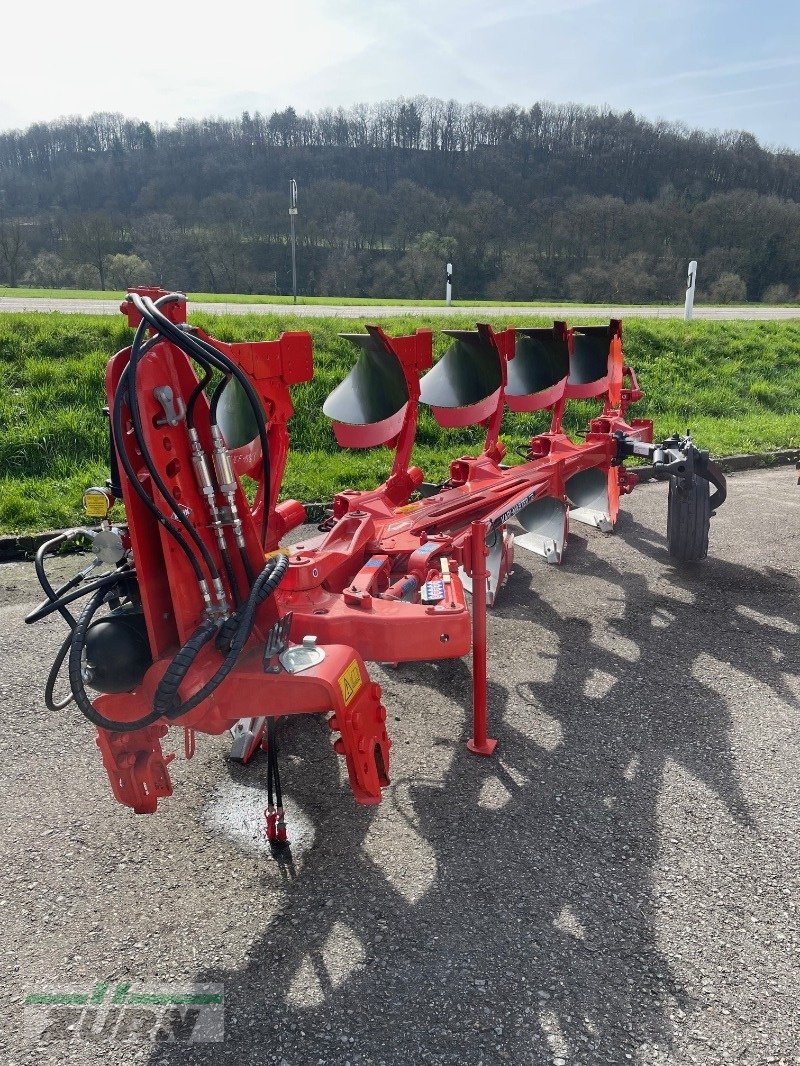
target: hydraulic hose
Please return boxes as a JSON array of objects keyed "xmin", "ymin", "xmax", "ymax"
[
  {"xmin": 25, "ymin": 568, "xmax": 134, "ymax": 625},
  {"xmin": 189, "ymin": 370, "xmax": 245, "ymax": 605},
  {"xmin": 208, "ymin": 372, "xmax": 257, "ymax": 590},
  {"xmin": 155, "ymin": 554, "xmax": 289, "ymax": 721},
  {"xmin": 704, "ymin": 459, "xmax": 727, "ymax": 511},
  {"xmin": 45, "ymin": 631, "xmax": 74, "ymax": 711},
  {"xmin": 33, "ymin": 532, "xmax": 87, "ymax": 628},
  {"xmin": 131, "ymin": 294, "xmax": 272, "ymax": 545},
  {"xmin": 67, "ymin": 584, "xmax": 164, "ymax": 734},
  {"xmin": 112, "ymin": 364, "xmax": 206, "ymax": 587},
  {"xmin": 186, "ymin": 362, "xmax": 213, "ymax": 429},
  {"xmin": 110, "ymin": 295, "xmax": 214, "ymax": 597},
  {"xmin": 267, "ymin": 715, "xmax": 283, "ymax": 811},
  {"xmin": 126, "ymin": 313, "xmax": 223, "ymax": 597},
  {"xmin": 209, "ymin": 373, "xmax": 231, "ymax": 426}
]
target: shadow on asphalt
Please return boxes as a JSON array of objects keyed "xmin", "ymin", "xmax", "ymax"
[{"xmin": 147, "ymin": 516, "xmax": 799, "ymax": 1066}]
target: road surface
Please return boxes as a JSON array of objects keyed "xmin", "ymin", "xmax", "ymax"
[{"xmin": 1, "ymin": 469, "xmax": 798, "ymax": 1064}]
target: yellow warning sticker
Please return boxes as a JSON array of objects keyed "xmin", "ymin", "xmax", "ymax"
[
  {"xmin": 83, "ymin": 488, "xmax": 112, "ymax": 518},
  {"xmin": 338, "ymin": 660, "xmax": 362, "ymax": 706}
]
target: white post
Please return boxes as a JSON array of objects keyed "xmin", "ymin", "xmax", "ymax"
[
  {"xmin": 289, "ymin": 179, "xmax": 298, "ymax": 304},
  {"xmin": 446, "ymin": 262, "xmax": 452, "ymax": 306},
  {"xmin": 684, "ymin": 260, "xmax": 697, "ymax": 321}
]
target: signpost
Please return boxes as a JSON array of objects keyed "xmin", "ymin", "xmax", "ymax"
[
  {"xmin": 289, "ymin": 179, "xmax": 298, "ymax": 304},
  {"xmin": 684, "ymin": 260, "xmax": 697, "ymax": 321},
  {"xmin": 446, "ymin": 262, "xmax": 452, "ymax": 306}
]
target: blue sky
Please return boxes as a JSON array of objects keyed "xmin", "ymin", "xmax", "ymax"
[{"xmin": 1, "ymin": 0, "xmax": 798, "ymax": 149}]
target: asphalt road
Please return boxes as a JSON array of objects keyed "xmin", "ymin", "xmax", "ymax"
[
  {"xmin": 2, "ymin": 296, "xmax": 800, "ymax": 320},
  {"xmin": 1, "ymin": 468, "xmax": 798, "ymax": 1065}
]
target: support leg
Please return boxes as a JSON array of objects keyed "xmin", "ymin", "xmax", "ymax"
[{"xmin": 467, "ymin": 520, "xmax": 497, "ymax": 756}]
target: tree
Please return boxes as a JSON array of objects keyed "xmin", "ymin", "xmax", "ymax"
[
  {"xmin": 24, "ymin": 251, "xmax": 74, "ymax": 287},
  {"xmin": 1, "ymin": 101, "xmax": 800, "ymax": 302},
  {"xmin": 103, "ymin": 253, "xmax": 154, "ymax": 289},
  {"xmin": 708, "ymin": 272, "xmax": 747, "ymax": 304},
  {"xmin": 566, "ymin": 264, "xmax": 612, "ymax": 302},
  {"xmin": 487, "ymin": 252, "xmax": 545, "ymax": 301},
  {"xmin": 317, "ymin": 250, "xmax": 363, "ymax": 297},
  {"xmin": 131, "ymin": 213, "xmax": 185, "ymax": 288},
  {"xmin": 397, "ymin": 232, "xmax": 456, "ymax": 299},
  {"xmin": 64, "ymin": 212, "xmax": 120, "ymax": 289},
  {"xmin": 762, "ymin": 282, "xmax": 793, "ymax": 304},
  {"xmin": 0, "ymin": 218, "xmax": 27, "ymax": 286}
]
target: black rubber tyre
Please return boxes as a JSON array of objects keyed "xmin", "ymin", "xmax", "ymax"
[{"xmin": 667, "ymin": 474, "xmax": 710, "ymax": 562}]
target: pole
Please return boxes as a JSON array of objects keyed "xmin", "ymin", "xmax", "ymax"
[
  {"xmin": 446, "ymin": 262, "xmax": 452, "ymax": 307},
  {"xmin": 467, "ymin": 520, "xmax": 497, "ymax": 756},
  {"xmin": 684, "ymin": 260, "xmax": 697, "ymax": 321},
  {"xmin": 290, "ymin": 213, "xmax": 297, "ymax": 304},
  {"xmin": 289, "ymin": 179, "xmax": 298, "ymax": 304}
]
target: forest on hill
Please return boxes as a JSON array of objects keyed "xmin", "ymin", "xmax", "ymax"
[{"xmin": 1, "ymin": 98, "xmax": 799, "ymax": 303}]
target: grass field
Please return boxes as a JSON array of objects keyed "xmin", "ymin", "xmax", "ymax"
[
  {"xmin": 2, "ymin": 285, "xmax": 799, "ymax": 310},
  {"xmin": 0, "ymin": 310, "xmax": 798, "ymax": 533}
]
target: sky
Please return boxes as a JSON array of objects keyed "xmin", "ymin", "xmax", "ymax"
[{"xmin": 1, "ymin": 0, "xmax": 799, "ymax": 150}]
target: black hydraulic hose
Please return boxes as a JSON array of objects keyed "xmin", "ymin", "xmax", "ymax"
[
  {"xmin": 68, "ymin": 585, "xmax": 164, "ymax": 734},
  {"xmin": 270, "ymin": 717, "xmax": 283, "ymax": 810},
  {"xmin": 209, "ymin": 374, "xmax": 230, "ymax": 425},
  {"xmin": 704, "ymin": 459, "xmax": 727, "ymax": 512},
  {"xmin": 267, "ymin": 716, "xmax": 279, "ymax": 810},
  {"xmin": 188, "ymin": 371, "xmax": 245, "ymax": 604},
  {"xmin": 220, "ymin": 541, "xmax": 243, "ymax": 609},
  {"xmin": 132, "ymin": 295, "xmax": 272, "ymax": 545},
  {"xmin": 156, "ymin": 554, "xmax": 289, "ymax": 721},
  {"xmin": 127, "ymin": 314, "xmax": 222, "ymax": 591},
  {"xmin": 150, "ymin": 618, "xmax": 219, "ymax": 721},
  {"xmin": 267, "ymin": 716, "xmax": 274, "ymax": 808},
  {"xmin": 107, "ymin": 404, "xmax": 122, "ymax": 498},
  {"xmin": 25, "ymin": 568, "xmax": 133, "ymax": 625},
  {"xmin": 34, "ymin": 532, "xmax": 86, "ymax": 628},
  {"xmin": 45, "ymin": 631, "xmax": 74, "ymax": 711},
  {"xmin": 186, "ymin": 362, "xmax": 213, "ymax": 429},
  {"xmin": 112, "ymin": 363, "xmax": 205, "ymax": 585},
  {"xmin": 146, "ymin": 301, "xmax": 272, "ymax": 544},
  {"xmin": 139, "ymin": 297, "xmax": 269, "ymax": 479}
]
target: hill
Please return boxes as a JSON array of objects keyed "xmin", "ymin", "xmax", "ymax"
[{"xmin": 1, "ymin": 100, "xmax": 799, "ymax": 302}]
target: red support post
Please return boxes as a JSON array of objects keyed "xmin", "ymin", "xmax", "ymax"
[{"xmin": 467, "ymin": 520, "xmax": 497, "ymax": 756}]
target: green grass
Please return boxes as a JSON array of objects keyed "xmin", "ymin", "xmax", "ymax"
[
  {"xmin": 0, "ymin": 285, "xmax": 723, "ymax": 308},
  {"xmin": 1, "ymin": 311, "xmax": 799, "ymax": 533},
  {"xmin": 0, "ymin": 285, "xmax": 574, "ymax": 307}
]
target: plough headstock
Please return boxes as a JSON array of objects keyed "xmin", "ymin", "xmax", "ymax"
[{"xmin": 27, "ymin": 290, "xmax": 727, "ymax": 845}]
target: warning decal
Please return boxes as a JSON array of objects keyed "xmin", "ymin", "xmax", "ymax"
[{"xmin": 338, "ymin": 660, "xmax": 362, "ymax": 706}]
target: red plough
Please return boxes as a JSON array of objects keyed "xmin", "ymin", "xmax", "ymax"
[{"xmin": 28, "ymin": 290, "xmax": 726, "ymax": 843}]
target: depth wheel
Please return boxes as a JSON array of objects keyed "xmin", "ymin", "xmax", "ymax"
[{"xmin": 666, "ymin": 474, "xmax": 710, "ymax": 562}]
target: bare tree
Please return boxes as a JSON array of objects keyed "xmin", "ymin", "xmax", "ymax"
[{"xmin": 0, "ymin": 218, "xmax": 27, "ymax": 287}]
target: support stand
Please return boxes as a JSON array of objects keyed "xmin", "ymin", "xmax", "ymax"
[{"xmin": 467, "ymin": 520, "xmax": 497, "ymax": 756}]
